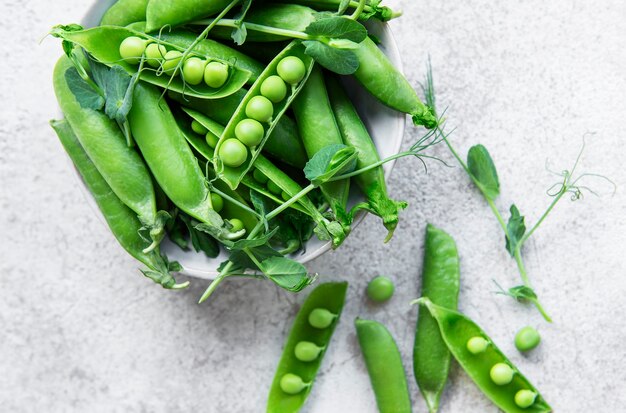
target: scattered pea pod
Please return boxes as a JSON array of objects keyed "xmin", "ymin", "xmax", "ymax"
[
  {"xmin": 413, "ymin": 224, "xmax": 460, "ymax": 413},
  {"xmin": 266, "ymin": 282, "xmax": 348, "ymax": 413},
  {"xmin": 51, "ymin": 25, "xmax": 251, "ymax": 99},
  {"xmin": 355, "ymin": 318, "xmax": 413, "ymax": 413},
  {"xmin": 100, "ymin": 0, "xmax": 148, "ymax": 26},
  {"xmin": 50, "ymin": 119, "xmax": 186, "ymax": 289},
  {"xmin": 414, "ymin": 298, "xmax": 552, "ymax": 413}
]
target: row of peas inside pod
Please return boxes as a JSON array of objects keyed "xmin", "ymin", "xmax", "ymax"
[{"xmin": 119, "ymin": 36, "xmax": 230, "ymax": 88}]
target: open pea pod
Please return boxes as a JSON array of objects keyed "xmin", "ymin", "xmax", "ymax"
[
  {"xmin": 50, "ymin": 25, "xmax": 251, "ymax": 99},
  {"xmin": 213, "ymin": 41, "xmax": 314, "ymax": 189}
]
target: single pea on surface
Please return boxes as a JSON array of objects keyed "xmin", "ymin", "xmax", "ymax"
[
  {"xmin": 515, "ymin": 389, "xmax": 537, "ymax": 408},
  {"xmin": 145, "ymin": 43, "xmax": 167, "ymax": 67},
  {"xmin": 490, "ymin": 363, "xmax": 514, "ymax": 385},
  {"xmin": 260, "ymin": 75, "xmax": 288, "ymax": 103},
  {"xmin": 294, "ymin": 341, "xmax": 323, "ymax": 362},
  {"xmin": 210, "ymin": 193, "xmax": 224, "ymax": 213},
  {"xmin": 182, "ymin": 57, "xmax": 206, "ymax": 85},
  {"xmin": 277, "ymin": 56, "xmax": 306, "ymax": 84},
  {"xmin": 235, "ymin": 119, "xmax": 264, "ymax": 147},
  {"xmin": 204, "ymin": 61, "xmax": 229, "ymax": 88},
  {"xmin": 515, "ymin": 326, "xmax": 541, "ymax": 352},
  {"xmin": 119, "ymin": 36, "xmax": 146, "ymax": 64},
  {"xmin": 366, "ymin": 276, "xmax": 395, "ymax": 302},
  {"xmin": 218, "ymin": 139, "xmax": 248, "ymax": 167},
  {"xmin": 246, "ymin": 96, "xmax": 274, "ymax": 123},
  {"xmin": 308, "ymin": 308, "xmax": 335, "ymax": 329},
  {"xmin": 466, "ymin": 336, "xmax": 489, "ymax": 354},
  {"xmin": 280, "ymin": 373, "xmax": 308, "ymax": 395}
]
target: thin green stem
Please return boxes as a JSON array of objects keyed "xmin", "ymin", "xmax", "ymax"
[
  {"xmin": 513, "ymin": 249, "xmax": 532, "ymax": 287},
  {"xmin": 329, "ymin": 151, "xmax": 413, "ymax": 181},
  {"xmin": 519, "ymin": 189, "xmax": 566, "ymax": 246},
  {"xmin": 267, "ymin": 184, "xmax": 316, "ymax": 220},
  {"xmin": 350, "ymin": 0, "xmax": 367, "ymax": 19},
  {"xmin": 531, "ymin": 298, "xmax": 552, "ymax": 323},
  {"xmin": 198, "ymin": 260, "xmax": 233, "ymax": 303},
  {"xmin": 210, "ymin": 186, "xmax": 262, "ymax": 219},
  {"xmin": 486, "ymin": 198, "xmax": 508, "ymax": 234},
  {"xmin": 193, "ymin": 19, "xmax": 312, "ymax": 41}
]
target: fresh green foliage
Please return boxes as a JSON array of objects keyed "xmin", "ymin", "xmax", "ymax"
[
  {"xmin": 261, "ymin": 257, "xmax": 313, "ymax": 292},
  {"xmin": 231, "ymin": 0, "xmax": 253, "ymax": 45},
  {"xmin": 304, "ymin": 16, "xmax": 367, "ymax": 42},
  {"xmin": 494, "ymin": 282, "xmax": 551, "ymax": 323},
  {"xmin": 505, "ymin": 205, "xmax": 526, "ymax": 257},
  {"xmin": 303, "ymin": 144, "xmax": 358, "ymax": 186},
  {"xmin": 302, "ymin": 41, "xmax": 359, "ymax": 74},
  {"xmin": 64, "ymin": 67, "xmax": 104, "ymax": 110},
  {"xmin": 467, "ymin": 144, "xmax": 500, "ymax": 200}
]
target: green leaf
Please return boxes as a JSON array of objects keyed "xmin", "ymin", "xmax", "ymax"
[
  {"xmin": 260, "ymin": 257, "xmax": 315, "ymax": 292},
  {"xmin": 505, "ymin": 204, "xmax": 526, "ymax": 256},
  {"xmin": 305, "ymin": 16, "xmax": 367, "ymax": 43},
  {"xmin": 231, "ymin": 0, "xmax": 253, "ymax": 45},
  {"xmin": 229, "ymin": 227, "xmax": 279, "ymax": 251},
  {"xmin": 303, "ymin": 143, "xmax": 358, "ymax": 186},
  {"xmin": 181, "ymin": 215, "xmax": 220, "ymax": 258},
  {"xmin": 467, "ymin": 144, "xmax": 500, "ymax": 200},
  {"xmin": 303, "ymin": 40, "xmax": 359, "ymax": 75},
  {"xmin": 64, "ymin": 67, "xmax": 104, "ymax": 110},
  {"xmin": 103, "ymin": 65, "xmax": 133, "ymax": 123}
]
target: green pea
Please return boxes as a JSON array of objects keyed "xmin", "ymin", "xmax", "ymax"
[
  {"xmin": 228, "ymin": 218, "xmax": 245, "ymax": 232},
  {"xmin": 252, "ymin": 168, "xmax": 269, "ymax": 184},
  {"xmin": 191, "ymin": 120, "xmax": 208, "ymax": 135},
  {"xmin": 145, "ymin": 43, "xmax": 167, "ymax": 68},
  {"xmin": 515, "ymin": 326, "xmax": 541, "ymax": 352},
  {"xmin": 466, "ymin": 336, "xmax": 489, "ymax": 354},
  {"xmin": 182, "ymin": 57, "xmax": 206, "ymax": 86},
  {"xmin": 210, "ymin": 193, "xmax": 224, "ymax": 213},
  {"xmin": 515, "ymin": 390, "xmax": 537, "ymax": 408},
  {"xmin": 245, "ymin": 96, "xmax": 274, "ymax": 123},
  {"xmin": 218, "ymin": 139, "xmax": 248, "ymax": 167},
  {"xmin": 206, "ymin": 131, "xmax": 219, "ymax": 149},
  {"xmin": 260, "ymin": 75, "xmax": 288, "ymax": 103},
  {"xmin": 366, "ymin": 276, "xmax": 394, "ymax": 302},
  {"xmin": 235, "ymin": 119, "xmax": 264, "ymax": 147},
  {"xmin": 281, "ymin": 191, "xmax": 291, "ymax": 201},
  {"xmin": 277, "ymin": 56, "xmax": 306, "ymax": 84},
  {"xmin": 267, "ymin": 179, "xmax": 282, "ymax": 195},
  {"xmin": 204, "ymin": 61, "xmax": 229, "ymax": 88},
  {"xmin": 490, "ymin": 363, "xmax": 514, "ymax": 386},
  {"xmin": 308, "ymin": 308, "xmax": 336, "ymax": 329},
  {"xmin": 119, "ymin": 36, "xmax": 147, "ymax": 64},
  {"xmin": 162, "ymin": 50, "xmax": 183, "ymax": 75},
  {"xmin": 279, "ymin": 373, "xmax": 307, "ymax": 395},
  {"xmin": 294, "ymin": 341, "xmax": 323, "ymax": 362}
]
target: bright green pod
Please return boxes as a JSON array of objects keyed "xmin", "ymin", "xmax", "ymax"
[
  {"xmin": 272, "ymin": 0, "xmax": 399, "ymax": 21},
  {"xmin": 145, "ymin": 0, "xmax": 232, "ymax": 32},
  {"xmin": 267, "ymin": 282, "xmax": 348, "ymax": 413},
  {"xmin": 51, "ymin": 25, "xmax": 251, "ymax": 99},
  {"xmin": 100, "ymin": 0, "xmax": 148, "ymax": 26},
  {"xmin": 413, "ymin": 224, "xmax": 460, "ymax": 413}
]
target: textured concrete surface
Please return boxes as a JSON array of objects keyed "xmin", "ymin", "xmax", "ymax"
[{"xmin": 1, "ymin": 0, "xmax": 625, "ymax": 412}]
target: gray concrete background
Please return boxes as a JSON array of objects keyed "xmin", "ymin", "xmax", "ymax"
[{"xmin": 1, "ymin": 0, "xmax": 625, "ymax": 411}]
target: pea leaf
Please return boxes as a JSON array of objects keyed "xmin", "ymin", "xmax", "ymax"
[
  {"xmin": 467, "ymin": 144, "xmax": 500, "ymax": 200},
  {"xmin": 303, "ymin": 41, "xmax": 359, "ymax": 75},
  {"xmin": 303, "ymin": 143, "xmax": 358, "ymax": 186},
  {"xmin": 181, "ymin": 215, "xmax": 220, "ymax": 258},
  {"xmin": 229, "ymin": 227, "xmax": 279, "ymax": 251},
  {"xmin": 260, "ymin": 257, "xmax": 315, "ymax": 292},
  {"xmin": 305, "ymin": 16, "xmax": 367, "ymax": 43},
  {"xmin": 231, "ymin": 0, "xmax": 253, "ymax": 45},
  {"xmin": 505, "ymin": 204, "xmax": 526, "ymax": 256},
  {"xmin": 64, "ymin": 67, "xmax": 104, "ymax": 110}
]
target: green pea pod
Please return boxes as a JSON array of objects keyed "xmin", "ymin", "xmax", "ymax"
[
  {"xmin": 413, "ymin": 224, "xmax": 460, "ymax": 413},
  {"xmin": 355, "ymin": 318, "xmax": 413, "ymax": 413},
  {"xmin": 53, "ymin": 56, "xmax": 166, "ymax": 252},
  {"xmin": 100, "ymin": 0, "xmax": 148, "ymax": 26},
  {"xmin": 214, "ymin": 41, "xmax": 315, "ymax": 189},
  {"xmin": 352, "ymin": 37, "xmax": 437, "ymax": 128},
  {"xmin": 415, "ymin": 298, "xmax": 552, "ymax": 413},
  {"xmin": 145, "ymin": 0, "xmax": 232, "ymax": 32},
  {"xmin": 272, "ymin": 0, "xmax": 399, "ymax": 21},
  {"xmin": 51, "ymin": 25, "xmax": 251, "ymax": 100},
  {"xmin": 50, "ymin": 119, "xmax": 187, "ymax": 289},
  {"xmin": 326, "ymin": 75, "xmax": 407, "ymax": 241},
  {"xmin": 292, "ymin": 65, "xmax": 351, "ymax": 232},
  {"xmin": 267, "ymin": 282, "xmax": 348, "ymax": 413},
  {"xmin": 128, "ymin": 82, "xmax": 240, "ymax": 241}
]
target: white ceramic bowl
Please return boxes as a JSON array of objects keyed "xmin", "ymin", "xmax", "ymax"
[{"xmin": 75, "ymin": 1, "xmax": 406, "ymax": 279}]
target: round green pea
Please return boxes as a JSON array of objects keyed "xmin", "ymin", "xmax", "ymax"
[
  {"xmin": 218, "ymin": 139, "xmax": 248, "ymax": 167},
  {"xmin": 366, "ymin": 276, "xmax": 395, "ymax": 302},
  {"xmin": 514, "ymin": 390, "xmax": 537, "ymax": 408},
  {"xmin": 119, "ymin": 36, "xmax": 147, "ymax": 65},
  {"xmin": 204, "ymin": 61, "xmax": 229, "ymax": 88},
  {"xmin": 490, "ymin": 363, "xmax": 514, "ymax": 386},
  {"xmin": 466, "ymin": 336, "xmax": 489, "ymax": 354},
  {"xmin": 162, "ymin": 50, "xmax": 182, "ymax": 75},
  {"xmin": 182, "ymin": 57, "xmax": 206, "ymax": 85},
  {"xmin": 294, "ymin": 341, "xmax": 322, "ymax": 362},
  {"xmin": 145, "ymin": 43, "xmax": 167, "ymax": 68},
  {"xmin": 228, "ymin": 218, "xmax": 245, "ymax": 232},
  {"xmin": 277, "ymin": 56, "xmax": 306, "ymax": 84},
  {"xmin": 308, "ymin": 308, "xmax": 335, "ymax": 329},
  {"xmin": 191, "ymin": 120, "xmax": 208, "ymax": 135},
  {"xmin": 267, "ymin": 179, "xmax": 282, "ymax": 195},
  {"xmin": 210, "ymin": 193, "xmax": 224, "ymax": 213},
  {"xmin": 280, "ymin": 373, "xmax": 307, "ymax": 395},
  {"xmin": 252, "ymin": 168, "xmax": 269, "ymax": 184},
  {"xmin": 245, "ymin": 96, "xmax": 274, "ymax": 123},
  {"xmin": 260, "ymin": 75, "xmax": 288, "ymax": 103},
  {"xmin": 235, "ymin": 119, "xmax": 264, "ymax": 147},
  {"xmin": 515, "ymin": 326, "xmax": 541, "ymax": 352},
  {"xmin": 206, "ymin": 132, "xmax": 219, "ymax": 149}
]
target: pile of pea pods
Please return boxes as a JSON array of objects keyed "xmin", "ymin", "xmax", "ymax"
[{"xmin": 50, "ymin": 0, "xmax": 439, "ymax": 297}]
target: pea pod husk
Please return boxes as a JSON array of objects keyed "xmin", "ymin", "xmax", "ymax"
[
  {"xmin": 145, "ymin": 0, "xmax": 232, "ymax": 32},
  {"xmin": 416, "ymin": 298, "xmax": 552, "ymax": 413},
  {"xmin": 272, "ymin": 0, "xmax": 398, "ymax": 21},
  {"xmin": 51, "ymin": 119, "xmax": 186, "ymax": 289},
  {"xmin": 267, "ymin": 282, "xmax": 348, "ymax": 413},
  {"xmin": 100, "ymin": 0, "xmax": 148, "ymax": 26},
  {"xmin": 413, "ymin": 224, "xmax": 460, "ymax": 413},
  {"xmin": 50, "ymin": 25, "xmax": 251, "ymax": 100}
]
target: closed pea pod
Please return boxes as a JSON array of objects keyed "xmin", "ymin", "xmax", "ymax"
[
  {"xmin": 267, "ymin": 282, "xmax": 348, "ymax": 413},
  {"xmin": 414, "ymin": 298, "xmax": 552, "ymax": 413},
  {"xmin": 145, "ymin": 0, "xmax": 233, "ymax": 32},
  {"xmin": 355, "ymin": 318, "xmax": 412, "ymax": 413},
  {"xmin": 100, "ymin": 0, "xmax": 148, "ymax": 27},
  {"xmin": 413, "ymin": 224, "xmax": 460, "ymax": 413}
]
